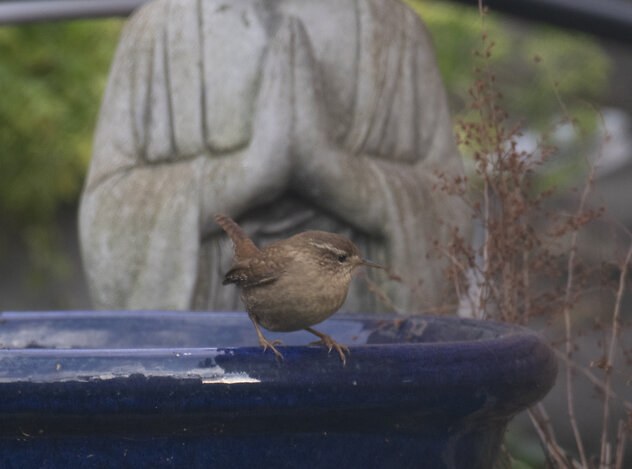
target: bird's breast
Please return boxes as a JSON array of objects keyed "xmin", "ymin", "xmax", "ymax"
[{"xmin": 242, "ymin": 270, "xmax": 351, "ymax": 332}]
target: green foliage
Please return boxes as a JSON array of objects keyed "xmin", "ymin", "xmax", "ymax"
[
  {"xmin": 506, "ymin": 26, "xmax": 611, "ymax": 132},
  {"xmin": 0, "ymin": 19, "xmax": 123, "ymax": 225},
  {"xmin": 0, "ymin": 7, "xmax": 613, "ymax": 221},
  {"xmin": 405, "ymin": 0, "xmax": 511, "ymax": 106},
  {"xmin": 511, "ymin": 461, "xmax": 537, "ymax": 469},
  {"xmin": 0, "ymin": 6, "xmax": 614, "ymax": 304},
  {"xmin": 405, "ymin": 0, "xmax": 612, "ymax": 199},
  {"xmin": 0, "ymin": 19, "xmax": 122, "ymax": 297},
  {"xmin": 405, "ymin": 0, "xmax": 612, "ymax": 130},
  {"xmin": 0, "ymin": 8, "xmax": 612, "ymax": 229}
]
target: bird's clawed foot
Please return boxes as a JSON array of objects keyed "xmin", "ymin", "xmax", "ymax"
[
  {"xmin": 305, "ymin": 327, "xmax": 350, "ymax": 366},
  {"xmin": 259, "ymin": 336, "xmax": 285, "ymax": 360},
  {"xmin": 250, "ymin": 314, "xmax": 285, "ymax": 360}
]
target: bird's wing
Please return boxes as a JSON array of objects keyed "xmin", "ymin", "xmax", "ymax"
[{"xmin": 222, "ymin": 256, "xmax": 288, "ymax": 288}]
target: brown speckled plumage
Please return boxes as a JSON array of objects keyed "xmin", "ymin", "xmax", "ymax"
[{"xmin": 215, "ymin": 214, "xmax": 381, "ymax": 364}]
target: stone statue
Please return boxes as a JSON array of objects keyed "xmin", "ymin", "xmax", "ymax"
[{"xmin": 79, "ymin": 0, "xmax": 470, "ymax": 313}]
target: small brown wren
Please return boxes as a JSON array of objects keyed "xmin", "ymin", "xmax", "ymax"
[{"xmin": 215, "ymin": 214, "xmax": 382, "ymax": 364}]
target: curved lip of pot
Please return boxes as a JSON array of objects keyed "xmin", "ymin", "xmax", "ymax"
[{"xmin": 0, "ymin": 311, "xmax": 557, "ymax": 424}]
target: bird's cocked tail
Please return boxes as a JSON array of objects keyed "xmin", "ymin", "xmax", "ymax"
[{"xmin": 215, "ymin": 214, "xmax": 260, "ymax": 261}]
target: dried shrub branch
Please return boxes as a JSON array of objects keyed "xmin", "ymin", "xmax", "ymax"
[
  {"xmin": 599, "ymin": 239, "xmax": 632, "ymax": 467},
  {"xmin": 430, "ymin": 2, "xmax": 632, "ymax": 467}
]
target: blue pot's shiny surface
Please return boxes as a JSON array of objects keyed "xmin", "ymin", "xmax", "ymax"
[{"xmin": 0, "ymin": 311, "xmax": 556, "ymax": 468}]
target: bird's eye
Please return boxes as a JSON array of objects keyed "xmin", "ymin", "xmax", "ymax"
[{"xmin": 337, "ymin": 255, "xmax": 347, "ymax": 263}]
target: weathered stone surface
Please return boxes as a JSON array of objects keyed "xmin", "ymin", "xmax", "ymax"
[{"xmin": 79, "ymin": 0, "xmax": 470, "ymax": 313}]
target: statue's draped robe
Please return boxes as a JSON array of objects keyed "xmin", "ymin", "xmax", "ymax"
[{"xmin": 80, "ymin": 0, "xmax": 468, "ymax": 312}]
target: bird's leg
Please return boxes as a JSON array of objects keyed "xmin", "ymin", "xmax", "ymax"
[
  {"xmin": 249, "ymin": 314, "xmax": 284, "ymax": 360},
  {"xmin": 305, "ymin": 327, "xmax": 349, "ymax": 365}
]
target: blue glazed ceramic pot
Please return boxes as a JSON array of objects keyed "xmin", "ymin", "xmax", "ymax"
[{"xmin": 0, "ymin": 311, "xmax": 556, "ymax": 468}]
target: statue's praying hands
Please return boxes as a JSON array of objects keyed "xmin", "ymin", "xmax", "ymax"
[{"xmin": 79, "ymin": 0, "xmax": 470, "ymax": 313}]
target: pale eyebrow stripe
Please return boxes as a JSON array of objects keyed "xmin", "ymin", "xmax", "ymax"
[{"xmin": 309, "ymin": 242, "xmax": 346, "ymax": 256}]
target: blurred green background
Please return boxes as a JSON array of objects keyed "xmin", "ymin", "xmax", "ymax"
[
  {"xmin": 0, "ymin": 2, "xmax": 618, "ymax": 308},
  {"xmin": 0, "ymin": 18, "xmax": 123, "ymax": 303}
]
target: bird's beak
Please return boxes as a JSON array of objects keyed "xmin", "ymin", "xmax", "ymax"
[{"xmin": 360, "ymin": 259, "xmax": 383, "ymax": 269}]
